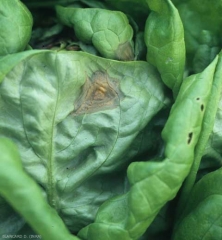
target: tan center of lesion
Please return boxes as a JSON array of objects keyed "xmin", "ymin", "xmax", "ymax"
[{"xmin": 94, "ymin": 83, "xmax": 107, "ymax": 100}]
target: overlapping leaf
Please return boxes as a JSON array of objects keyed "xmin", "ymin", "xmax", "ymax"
[
  {"xmin": 0, "ymin": 0, "xmax": 32, "ymax": 56},
  {"xmin": 174, "ymin": 0, "xmax": 222, "ymax": 72},
  {"xmin": 56, "ymin": 6, "xmax": 134, "ymax": 60},
  {"xmin": 0, "ymin": 138, "xmax": 79, "ymax": 240},
  {"xmin": 173, "ymin": 168, "xmax": 222, "ymax": 240},
  {"xmin": 144, "ymin": 0, "xmax": 185, "ymax": 97}
]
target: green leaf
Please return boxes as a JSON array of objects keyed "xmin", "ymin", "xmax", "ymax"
[
  {"xmin": 103, "ymin": 0, "xmax": 149, "ymax": 29},
  {"xmin": 16, "ymin": 224, "xmax": 40, "ymax": 239},
  {"xmin": 204, "ymin": 98, "xmax": 222, "ymax": 166},
  {"xmin": 173, "ymin": 168, "xmax": 222, "ymax": 240},
  {"xmin": 176, "ymin": 53, "xmax": 222, "ymax": 215},
  {"xmin": 138, "ymin": 202, "xmax": 173, "ymax": 240},
  {"xmin": 144, "ymin": 0, "xmax": 185, "ymax": 97},
  {"xmin": 174, "ymin": 0, "xmax": 222, "ymax": 72},
  {"xmin": 80, "ymin": 0, "xmax": 107, "ymax": 8},
  {"xmin": 21, "ymin": 0, "xmax": 80, "ymax": 8},
  {"xmin": 0, "ymin": 50, "xmax": 47, "ymax": 83},
  {"xmin": 192, "ymin": 30, "xmax": 220, "ymax": 73},
  {"xmin": 78, "ymin": 37, "xmax": 219, "ymax": 240},
  {"xmin": 56, "ymin": 6, "xmax": 134, "ymax": 60},
  {"xmin": 134, "ymin": 32, "xmax": 147, "ymax": 61},
  {"xmin": 0, "ymin": 197, "xmax": 25, "ymax": 236},
  {"xmin": 0, "ymin": 0, "xmax": 33, "ymax": 56},
  {"xmin": 0, "ymin": 50, "xmax": 168, "ymax": 234},
  {"xmin": 0, "ymin": 138, "xmax": 79, "ymax": 240}
]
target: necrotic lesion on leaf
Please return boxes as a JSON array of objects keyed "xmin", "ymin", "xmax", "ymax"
[
  {"xmin": 73, "ymin": 71, "xmax": 124, "ymax": 115},
  {"xmin": 116, "ymin": 41, "xmax": 134, "ymax": 61},
  {"xmin": 200, "ymin": 104, "xmax": 204, "ymax": 111},
  {"xmin": 187, "ymin": 132, "xmax": 193, "ymax": 144},
  {"xmin": 195, "ymin": 97, "xmax": 205, "ymax": 112}
]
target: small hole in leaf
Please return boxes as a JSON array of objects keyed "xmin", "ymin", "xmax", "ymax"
[
  {"xmin": 201, "ymin": 104, "xmax": 204, "ymax": 111},
  {"xmin": 196, "ymin": 97, "xmax": 200, "ymax": 100},
  {"xmin": 187, "ymin": 132, "xmax": 193, "ymax": 144}
]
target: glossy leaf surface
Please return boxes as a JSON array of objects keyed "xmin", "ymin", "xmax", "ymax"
[
  {"xmin": 0, "ymin": 50, "xmax": 167, "ymax": 234},
  {"xmin": 144, "ymin": 0, "xmax": 185, "ymax": 97},
  {"xmin": 0, "ymin": 0, "xmax": 33, "ymax": 56},
  {"xmin": 174, "ymin": 0, "xmax": 222, "ymax": 72},
  {"xmin": 56, "ymin": 6, "xmax": 134, "ymax": 60},
  {"xmin": 173, "ymin": 168, "xmax": 222, "ymax": 240}
]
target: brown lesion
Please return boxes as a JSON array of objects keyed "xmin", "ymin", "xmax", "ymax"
[
  {"xmin": 73, "ymin": 71, "xmax": 124, "ymax": 115},
  {"xmin": 116, "ymin": 41, "xmax": 134, "ymax": 61}
]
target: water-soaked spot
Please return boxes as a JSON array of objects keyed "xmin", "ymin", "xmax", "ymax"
[
  {"xmin": 196, "ymin": 97, "xmax": 200, "ymax": 101},
  {"xmin": 187, "ymin": 132, "xmax": 193, "ymax": 144},
  {"xmin": 73, "ymin": 71, "xmax": 124, "ymax": 115},
  {"xmin": 201, "ymin": 104, "xmax": 204, "ymax": 111}
]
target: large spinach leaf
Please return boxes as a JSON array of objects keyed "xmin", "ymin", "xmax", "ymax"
[{"xmin": 0, "ymin": 50, "xmax": 167, "ymax": 235}]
